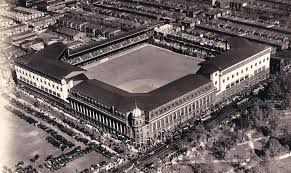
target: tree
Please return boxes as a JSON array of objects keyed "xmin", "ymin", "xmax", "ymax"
[
  {"xmin": 268, "ymin": 112, "xmax": 282, "ymax": 132},
  {"xmin": 263, "ymin": 137, "xmax": 289, "ymax": 157},
  {"xmin": 248, "ymin": 164, "xmax": 268, "ymax": 173},
  {"xmin": 267, "ymin": 82, "xmax": 281, "ymax": 98},
  {"xmin": 190, "ymin": 163, "xmax": 215, "ymax": 173},
  {"xmin": 211, "ymin": 130, "xmax": 238, "ymax": 159},
  {"xmin": 248, "ymin": 102, "xmax": 264, "ymax": 128},
  {"xmin": 234, "ymin": 112, "xmax": 251, "ymax": 142},
  {"xmin": 194, "ymin": 124, "xmax": 208, "ymax": 142}
]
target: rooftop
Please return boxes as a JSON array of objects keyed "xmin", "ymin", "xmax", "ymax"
[
  {"xmin": 71, "ymin": 74, "xmax": 211, "ymax": 112},
  {"xmin": 198, "ymin": 37, "xmax": 270, "ymax": 72},
  {"xmin": 15, "ymin": 42, "xmax": 85, "ymax": 81}
]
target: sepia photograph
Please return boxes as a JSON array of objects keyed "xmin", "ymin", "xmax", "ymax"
[{"xmin": 0, "ymin": 0, "xmax": 291, "ymax": 172}]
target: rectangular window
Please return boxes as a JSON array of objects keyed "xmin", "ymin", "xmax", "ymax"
[
  {"xmin": 236, "ymin": 80, "xmax": 239, "ymax": 84},
  {"xmin": 245, "ymin": 75, "xmax": 249, "ymax": 79},
  {"xmin": 231, "ymin": 82, "xmax": 235, "ymax": 86}
]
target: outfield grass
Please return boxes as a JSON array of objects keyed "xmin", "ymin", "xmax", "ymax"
[{"xmin": 85, "ymin": 44, "xmax": 203, "ymax": 93}]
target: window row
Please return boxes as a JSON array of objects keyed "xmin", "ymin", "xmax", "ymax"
[
  {"xmin": 17, "ymin": 69, "xmax": 62, "ymax": 91},
  {"xmin": 152, "ymin": 97, "xmax": 210, "ymax": 131},
  {"xmin": 151, "ymin": 92, "xmax": 212, "ymax": 117},
  {"xmin": 226, "ymin": 74, "xmax": 249, "ymax": 89},
  {"xmin": 19, "ymin": 76, "xmax": 61, "ymax": 98},
  {"xmin": 72, "ymin": 102, "xmax": 126, "ymax": 133},
  {"xmin": 222, "ymin": 62, "xmax": 267, "ymax": 83}
]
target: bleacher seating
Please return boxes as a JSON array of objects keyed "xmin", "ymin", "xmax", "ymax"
[{"xmin": 66, "ymin": 32, "xmax": 152, "ymax": 65}]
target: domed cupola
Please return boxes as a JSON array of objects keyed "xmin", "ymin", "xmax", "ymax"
[
  {"xmin": 132, "ymin": 106, "xmax": 142, "ymax": 118},
  {"xmin": 130, "ymin": 104, "xmax": 144, "ymax": 127}
]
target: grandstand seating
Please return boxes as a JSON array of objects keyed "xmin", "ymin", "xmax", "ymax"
[{"xmin": 66, "ymin": 31, "xmax": 152, "ymax": 65}]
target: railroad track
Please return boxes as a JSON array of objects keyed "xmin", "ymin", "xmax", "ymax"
[{"xmin": 136, "ymin": 140, "xmax": 180, "ymax": 167}]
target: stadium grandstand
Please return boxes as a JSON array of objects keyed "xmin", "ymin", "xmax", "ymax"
[
  {"xmin": 64, "ymin": 25, "xmax": 156, "ymax": 66},
  {"xmin": 14, "ymin": 29, "xmax": 272, "ymax": 145}
]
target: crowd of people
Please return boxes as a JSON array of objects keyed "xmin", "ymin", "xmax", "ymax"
[
  {"xmin": 152, "ymin": 39, "xmax": 215, "ymax": 59},
  {"xmin": 67, "ymin": 31, "xmax": 151, "ymax": 65}
]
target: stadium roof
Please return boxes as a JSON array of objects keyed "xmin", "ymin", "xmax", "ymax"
[
  {"xmin": 15, "ymin": 42, "xmax": 85, "ymax": 81},
  {"xmin": 198, "ymin": 37, "xmax": 270, "ymax": 72},
  {"xmin": 71, "ymin": 74, "xmax": 212, "ymax": 112}
]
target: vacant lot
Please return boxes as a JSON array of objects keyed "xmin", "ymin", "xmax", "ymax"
[
  {"xmin": 0, "ymin": 100, "xmax": 109, "ymax": 173},
  {"xmin": 85, "ymin": 44, "xmax": 203, "ymax": 93},
  {"xmin": 0, "ymin": 105, "xmax": 60, "ymax": 169}
]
